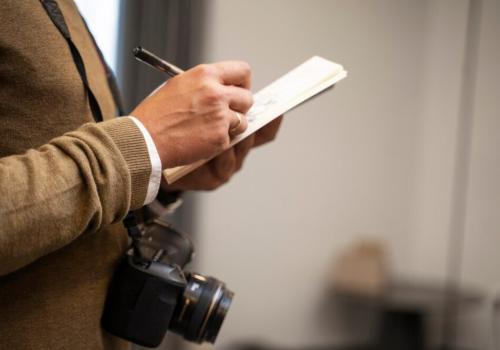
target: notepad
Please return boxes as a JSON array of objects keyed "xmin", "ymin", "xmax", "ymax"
[{"xmin": 164, "ymin": 56, "xmax": 348, "ymax": 183}]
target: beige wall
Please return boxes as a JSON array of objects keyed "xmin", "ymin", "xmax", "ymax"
[{"xmin": 187, "ymin": 0, "xmax": 499, "ymax": 348}]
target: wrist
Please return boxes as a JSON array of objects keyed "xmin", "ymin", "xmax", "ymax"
[{"xmin": 128, "ymin": 116, "xmax": 163, "ymax": 205}]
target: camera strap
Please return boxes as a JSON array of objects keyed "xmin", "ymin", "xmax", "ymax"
[
  {"xmin": 39, "ymin": 0, "xmax": 143, "ymax": 252},
  {"xmin": 39, "ymin": 0, "xmax": 104, "ymax": 122}
]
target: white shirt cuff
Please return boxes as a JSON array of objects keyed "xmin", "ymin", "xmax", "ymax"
[{"xmin": 128, "ymin": 116, "xmax": 162, "ymax": 205}]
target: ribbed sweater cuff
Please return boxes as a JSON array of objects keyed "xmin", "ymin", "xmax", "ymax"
[{"xmin": 99, "ymin": 117, "xmax": 151, "ymax": 209}]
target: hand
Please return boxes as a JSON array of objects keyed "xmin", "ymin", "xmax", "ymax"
[
  {"xmin": 132, "ymin": 61, "xmax": 253, "ymax": 168},
  {"xmin": 253, "ymin": 114, "xmax": 283, "ymax": 148},
  {"xmin": 162, "ymin": 116, "xmax": 283, "ymax": 191}
]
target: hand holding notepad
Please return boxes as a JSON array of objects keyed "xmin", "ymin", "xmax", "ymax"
[{"xmin": 163, "ymin": 56, "xmax": 347, "ymax": 183}]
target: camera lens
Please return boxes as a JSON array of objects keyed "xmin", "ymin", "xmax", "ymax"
[{"xmin": 169, "ymin": 273, "xmax": 234, "ymax": 344}]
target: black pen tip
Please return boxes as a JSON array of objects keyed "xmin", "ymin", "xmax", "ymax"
[{"xmin": 132, "ymin": 46, "xmax": 142, "ymax": 56}]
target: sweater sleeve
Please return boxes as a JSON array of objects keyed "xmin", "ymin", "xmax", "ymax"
[{"xmin": 0, "ymin": 117, "xmax": 151, "ymax": 276}]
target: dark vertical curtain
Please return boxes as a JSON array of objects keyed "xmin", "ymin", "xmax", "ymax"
[
  {"xmin": 116, "ymin": 0, "xmax": 205, "ymax": 112},
  {"xmin": 115, "ymin": 1, "xmax": 206, "ymax": 349}
]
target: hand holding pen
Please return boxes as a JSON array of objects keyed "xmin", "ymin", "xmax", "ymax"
[
  {"xmin": 130, "ymin": 47, "xmax": 252, "ymax": 169},
  {"xmin": 130, "ymin": 47, "xmax": 282, "ymax": 191}
]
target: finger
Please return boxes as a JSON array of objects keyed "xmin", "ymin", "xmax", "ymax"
[
  {"xmin": 254, "ymin": 115, "xmax": 283, "ymax": 147},
  {"xmin": 211, "ymin": 148, "xmax": 237, "ymax": 183},
  {"xmin": 234, "ymin": 135, "xmax": 255, "ymax": 171},
  {"xmin": 169, "ymin": 164, "xmax": 224, "ymax": 191},
  {"xmin": 224, "ymin": 85, "xmax": 254, "ymax": 114},
  {"xmin": 213, "ymin": 61, "xmax": 251, "ymax": 89},
  {"xmin": 228, "ymin": 110, "xmax": 248, "ymax": 137}
]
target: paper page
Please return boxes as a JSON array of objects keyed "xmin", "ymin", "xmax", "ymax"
[{"xmin": 164, "ymin": 56, "xmax": 347, "ymax": 183}]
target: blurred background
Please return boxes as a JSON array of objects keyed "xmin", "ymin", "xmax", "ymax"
[{"xmin": 76, "ymin": 0, "xmax": 500, "ymax": 349}]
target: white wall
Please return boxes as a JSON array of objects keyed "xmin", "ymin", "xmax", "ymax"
[
  {"xmin": 188, "ymin": 0, "xmax": 498, "ymax": 348},
  {"xmin": 74, "ymin": 0, "xmax": 120, "ymax": 72}
]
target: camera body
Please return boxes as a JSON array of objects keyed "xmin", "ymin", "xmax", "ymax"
[{"xmin": 102, "ymin": 219, "xmax": 233, "ymax": 348}]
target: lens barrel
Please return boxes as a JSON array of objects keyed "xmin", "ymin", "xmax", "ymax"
[{"xmin": 170, "ymin": 273, "xmax": 234, "ymax": 344}]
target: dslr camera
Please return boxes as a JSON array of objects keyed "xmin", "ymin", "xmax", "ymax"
[{"xmin": 102, "ymin": 217, "xmax": 233, "ymax": 348}]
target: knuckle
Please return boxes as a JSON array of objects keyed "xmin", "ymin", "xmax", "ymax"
[
  {"xmin": 212, "ymin": 109, "xmax": 227, "ymax": 124},
  {"xmin": 195, "ymin": 63, "xmax": 216, "ymax": 77},
  {"xmin": 201, "ymin": 83, "xmax": 224, "ymax": 105}
]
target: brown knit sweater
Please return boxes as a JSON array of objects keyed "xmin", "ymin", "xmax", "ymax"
[{"xmin": 0, "ymin": 1, "xmax": 151, "ymax": 349}]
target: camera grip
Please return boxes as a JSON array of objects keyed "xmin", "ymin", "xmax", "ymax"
[{"xmin": 101, "ymin": 257, "xmax": 178, "ymax": 348}]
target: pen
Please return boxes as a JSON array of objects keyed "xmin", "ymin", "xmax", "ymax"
[{"xmin": 132, "ymin": 46, "xmax": 184, "ymax": 77}]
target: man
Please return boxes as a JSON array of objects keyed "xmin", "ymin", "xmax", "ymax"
[{"xmin": 0, "ymin": 1, "xmax": 281, "ymax": 349}]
